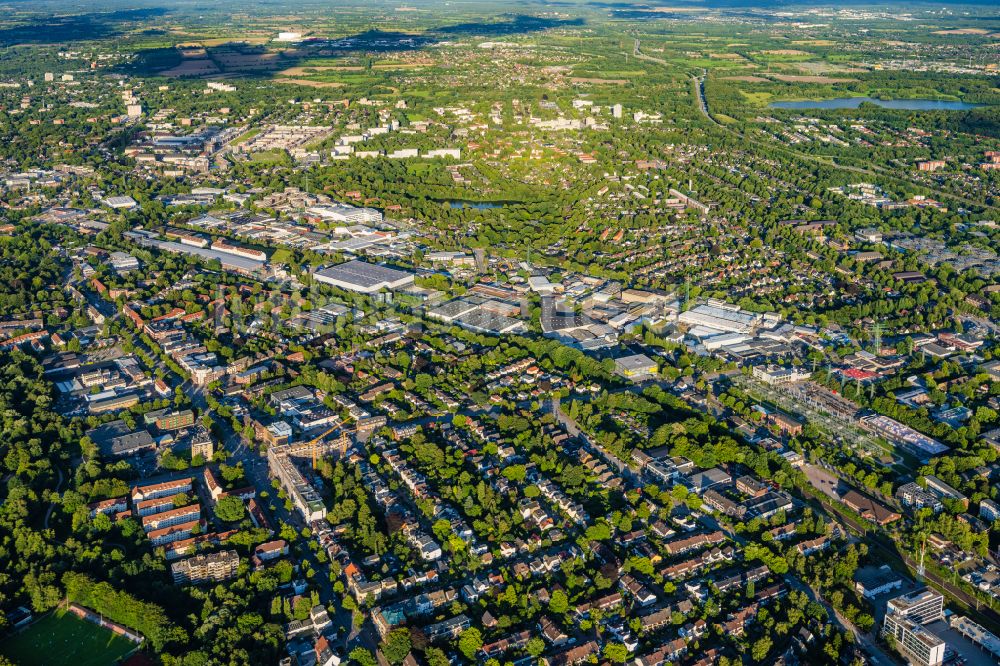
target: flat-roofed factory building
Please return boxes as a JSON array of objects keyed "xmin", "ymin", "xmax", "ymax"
[{"xmin": 313, "ymin": 260, "xmax": 414, "ymax": 294}]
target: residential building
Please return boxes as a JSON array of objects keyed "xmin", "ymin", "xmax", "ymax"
[
  {"xmin": 267, "ymin": 445, "xmax": 326, "ymax": 522},
  {"xmin": 980, "ymin": 498, "xmax": 1000, "ymax": 523},
  {"xmin": 171, "ymin": 550, "xmax": 240, "ymax": 585}
]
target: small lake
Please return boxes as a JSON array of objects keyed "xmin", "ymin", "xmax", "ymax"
[
  {"xmin": 769, "ymin": 97, "xmax": 983, "ymax": 111},
  {"xmin": 444, "ymin": 200, "xmax": 507, "ymax": 210}
]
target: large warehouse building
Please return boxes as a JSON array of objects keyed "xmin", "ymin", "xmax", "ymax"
[{"xmin": 313, "ymin": 259, "xmax": 414, "ymax": 293}]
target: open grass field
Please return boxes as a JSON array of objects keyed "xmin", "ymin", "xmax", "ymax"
[
  {"xmin": 0, "ymin": 610, "xmax": 135, "ymax": 666},
  {"xmin": 247, "ymin": 150, "xmax": 291, "ymax": 165},
  {"xmin": 739, "ymin": 90, "xmax": 773, "ymax": 105}
]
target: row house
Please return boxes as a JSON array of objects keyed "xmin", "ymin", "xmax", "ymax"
[
  {"xmin": 714, "ymin": 564, "xmax": 770, "ymax": 593},
  {"xmin": 540, "ymin": 616, "xmax": 569, "ymax": 645},
  {"xmin": 484, "ymin": 357, "xmax": 536, "ymax": 381},
  {"xmin": 574, "ymin": 591, "xmax": 623, "ymax": 619},
  {"xmin": 481, "ymin": 630, "xmax": 531, "ymax": 659},
  {"xmin": 535, "ymin": 478, "xmax": 589, "ymax": 525},
  {"xmin": 519, "ymin": 500, "xmax": 557, "ymax": 532},
  {"xmin": 703, "ymin": 489, "xmax": 747, "ymax": 520},
  {"xmin": 619, "ymin": 574, "xmax": 657, "ymax": 607},
  {"xmin": 755, "ymin": 583, "xmax": 787, "ymax": 603},
  {"xmin": 722, "ymin": 602, "xmax": 759, "ymax": 637},
  {"xmin": 634, "ymin": 638, "xmax": 688, "ymax": 666},
  {"xmin": 660, "ymin": 546, "xmax": 734, "ymax": 580},
  {"xmin": 796, "ymin": 535, "xmax": 832, "ymax": 556},
  {"xmin": 662, "ymin": 530, "xmax": 725, "ymax": 556},
  {"xmin": 679, "ymin": 618, "xmax": 707, "ymax": 640},
  {"xmin": 638, "ymin": 608, "xmax": 672, "ymax": 633},
  {"xmin": 541, "ymin": 640, "xmax": 598, "ymax": 666}
]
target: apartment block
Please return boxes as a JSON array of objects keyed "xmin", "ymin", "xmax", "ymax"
[{"xmin": 171, "ymin": 550, "xmax": 240, "ymax": 585}]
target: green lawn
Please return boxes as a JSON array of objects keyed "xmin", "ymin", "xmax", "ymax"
[
  {"xmin": 270, "ymin": 248, "xmax": 293, "ymax": 264},
  {"xmin": 247, "ymin": 150, "xmax": 291, "ymax": 166},
  {"xmin": 0, "ymin": 610, "xmax": 136, "ymax": 666}
]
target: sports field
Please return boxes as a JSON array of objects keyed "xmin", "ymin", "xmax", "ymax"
[{"xmin": 0, "ymin": 610, "xmax": 136, "ymax": 666}]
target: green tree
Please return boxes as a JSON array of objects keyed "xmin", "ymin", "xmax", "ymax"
[
  {"xmin": 603, "ymin": 643, "xmax": 629, "ymax": 663},
  {"xmin": 424, "ymin": 648, "xmax": 449, "ymax": 666},
  {"xmin": 458, "ymin": 628, "xmax": 483, "ymax": 660},
  {"xmin": 381, "ymin": 628, "xmax": 411, "ymax": 665},
  {"xmin": 549, "ymin": 589, "xmax": 569, "ymax": 614},
  {"xmin": 214, "ymin": 495, "xmax": 246, "ymax": 522},
  {"xmin": 752, "ymin": 637, "xmax": 772, "ymax": 661},
  {"xmin": 349, "ymin": 648, "xmax": 376, "ymax": 666}
]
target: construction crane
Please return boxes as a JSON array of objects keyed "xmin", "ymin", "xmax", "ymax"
[
  {"xmin": 307, "ymin": 425, "xmax": 356, "ymax": 469},
  {"xmin": 336, "ymin": 429, "xmax": 352, "ymax": 458},
  {"xmin": 306, "ymin": 425, "xmax": 338, "ymax": 470}
]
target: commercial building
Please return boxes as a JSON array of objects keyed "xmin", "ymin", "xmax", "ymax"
[
  {"xmin": 211, "ymin": 240, "xmax": 268, "ymax": 262},
  {"xmin": 886, "ymin": 589, "xmax": 944, "ymax": 625},
  {"xmin": 896, "ymin": 482, "xmax": 943, "ymax": 513},
  {"xmin": 686, "ymin": 468, "xmax": 731, "ymax": 493},
  {"xmin": 125, "ymin": 230, "xmax": 267, "ymax": 275},
  {"xmin": 613, "ymin": 353, "xmax": 658, "ymax": 381},
  {"xmin": 109, "ymin": 252, "xmax": 140, "ymax": 272},
  {"xmin": 854, "ymin": 565, "xmax": 903, "ymax": 599},
  {"xmin": 679, "ymin": 303, "xmax": 759, "ymax": 335},
  {"xmin": 147, "ymin": 409, "xmax": 195, "ymax": 431},
  {"xmin": 313, "ymin": 260, "xmax": 414, "ymax": 294},
  {"xmin": 305, "ymin": 204, "xmax": 382, "ymax": 225},
  {"xmin": 948, "ymin": 615, "xmax": 1000, "ymax": 662},
  {"xmin": 99, "ymin": 428, "xmax": 155, "ymax": 456},
  {"xmin": 840, "ymin": 489, "xmax": 901, "ymax": 526},
  {"xmin": 882, "ymin": 589, "xmax": 948, "ymax": 665},
  {"xmin": 752, "ymin": 365, "xmax": 811, "ymax": 386},
  {"xmin": 105, "ymin": 196, "xmax": 138, "ymax": 210},
  {"xmin": 171, "ymin": 550, "xmax": 240, "ymax": 585},
  {"xmin": 882, "ymin": 613, "xmax": 945, "ymax": 666}
]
